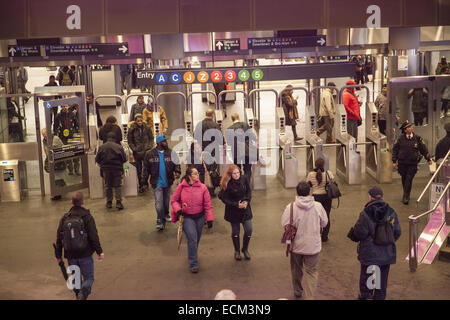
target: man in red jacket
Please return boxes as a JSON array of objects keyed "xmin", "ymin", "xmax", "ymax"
[{"xmin": 342, "ymin": 80, "xmax": 362, "ymax": 140}]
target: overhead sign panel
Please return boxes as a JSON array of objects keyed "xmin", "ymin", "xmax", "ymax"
[
  {"xmin": 8, "ymin": 46, "xmax": 40, "ymax": 57},
  {"xmin": 45, "ymin": 43, "xmax": 129, "ymax": 56},
  {"xmin": 248, "ymin": 36, "xmax": 326, "ymax": 49},
  {"xmin": 215, "ymin": 39, "xmax": 241, "ymax": 51},
  {"xmin": 136, "ymin": 63, "xmax": 354, "ymax": 86}
]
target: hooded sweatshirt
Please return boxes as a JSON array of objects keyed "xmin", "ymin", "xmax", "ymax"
[
  {"xmin": 281, "ymin": 196, "xmax": 328, "ymax": 255},
  {"xmin": 351, "ymin": 199, "xmax": 401, "ymax": 265}
]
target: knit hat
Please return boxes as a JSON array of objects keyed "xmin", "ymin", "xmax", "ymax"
[
  {"xmin": 156, "ymin": 134, "xmax": 166, "ymax": 144},
  {"xmin": 368, "ymin": 186, "xmax": 383, "ymax": 199},
  {"xmin": 346, "ymin": 80, "xmax": 356, "ymax": 86}
]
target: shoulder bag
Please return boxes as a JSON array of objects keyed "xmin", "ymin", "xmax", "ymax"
[
  {"xmin": 325, "ymin": 171, "xmax": 341, "ymax": 208},
  {"xmin": 281, "ymin": 202, "xmax": 297, "ymax": 257},
  {"xmin": 203, "ymin": 162, "xmax": 213, "ymax": 189}
]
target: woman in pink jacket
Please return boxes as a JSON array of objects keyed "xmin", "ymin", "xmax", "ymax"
[{"xmin": 171, "ymin": 167, "xmax": 214, "ymax": 273}]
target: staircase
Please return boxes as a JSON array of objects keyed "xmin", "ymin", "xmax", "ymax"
[{"xmin": 438, "ymin": 235, "xmax": 450, "ymax": 262}]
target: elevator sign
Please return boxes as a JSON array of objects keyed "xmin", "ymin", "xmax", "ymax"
[
  {"xmin": 248, "ymin": 36, "xmax": 326, "ymax": 49},
  {"xmin": 215, "ymin": 39, "xmax": 241, "ymax": 52},
  {"xmin": 45, "ymin": 43, "xmax": 129, "ymax": 56}
]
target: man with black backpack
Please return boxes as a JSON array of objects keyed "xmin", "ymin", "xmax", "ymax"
[
  {"xmin": 347, "ymin": 186, "xmax": 401, "ymax": 300},
  {"xmin": 54, "ymin": 192, "xmax": 104, "ymax": 300}
]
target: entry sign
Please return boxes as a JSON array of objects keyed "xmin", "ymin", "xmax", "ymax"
[
  {"xmin": 45, "ymin": 43, "xmax": 129, "ymax": 56},
  {"xmin": 8, "ymin": 45, "xmax": 40, "ymax": 57},
  {"xmin": 215, "ymin": 39, "xmax": 240, "ymax": 52}
]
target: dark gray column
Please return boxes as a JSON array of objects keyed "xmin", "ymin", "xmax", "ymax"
[{"xmin": 151, "ymin": 34, "xmax": 186, "ymax": 136}]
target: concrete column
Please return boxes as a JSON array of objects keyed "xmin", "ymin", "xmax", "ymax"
[{"xmin": 151, "ymin": 34, "xmax": 186, "ymax": 136}]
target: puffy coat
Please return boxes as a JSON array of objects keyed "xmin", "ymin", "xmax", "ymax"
[
  {"xmin": 349, "ymin": 199, "xmax": 401, "ymax": 265},
  {"xmin": 281, "ymin": 196, "xmax": 328, "ymax": 255},
  {"xmin": 127, "ymin": 122, "xmax": 154, "ymax": 160},
  {"xmin": 194, "ymin": 118, "xmax": 224, "ymax": 151},
  {"xmin": 55, "ymin": 206, "xmax": 103, "ymax": 259},
  {"xmin": 99, "ymin": 124, "xmax": 122, "ymax": 144},
  {"xmin": 170, "ymin": 179, "xmax": 214, "ymax": 223},
  {"xmin": 342, "ymin": 89, "xmax": 361, "ymax": 121},
  {"xmin": 142, "ymin": 147, "xmax": 181, "ymax": 189},
  {"xmin": 95, "ymin": 140, "xmax": 127, "ymax": 172},
  {"xmin": 218, "ymin": 176, "xmax": 252, "ymax": 223},
  {"xmin": 281, "ymin": 92, "xmax": 299, "ymax": 126},
  {"xmin": 142, "ymin": 105, "xmax": 168, "ymax": 136}
]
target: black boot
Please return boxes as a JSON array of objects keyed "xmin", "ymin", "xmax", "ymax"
[
  {"xmin": 242, "ymin": 235, "xmax": 251, "ymax": 260},
  {"xmin": 77, "ymin": 287, "xmax": 88, "ymax": 300},
  {"xmin": 116, "ymin": 200, "xmax": 124, "ymax": 210},
  {"xmin": 232, "ymin": 236, "xmax": 241, "ymax": 260}
]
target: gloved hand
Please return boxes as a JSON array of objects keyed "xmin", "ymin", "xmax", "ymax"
[{"xmin": 207, "ymin": 221, "xmax": 213, "ymax": 229}]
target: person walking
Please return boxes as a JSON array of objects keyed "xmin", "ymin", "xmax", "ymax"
[
  {"xmin": 99, "ymin": 115, "xmax": 123, "ymax": 144},
  {"xmin": 343, "ymin": 80, "xmax": 362, "ymax": 140},
  {"xmin": 218, "ymin": 165, "xmax": 253, "ymax": 261},
  {"xmin": 281, "ymin": 85, "xmax": 302, "ymax": 142},
  {"xmin": 129, "ymin": 95, "xmax": 147, "ymax": 123},
  {"xmin": 317, "ymin": 83, "xmax": 336, "ymax": 143},
  {"xmin": 171, "ymin": 167, "xmax": 214, "ymax": 273},
  {"xmin": 127, "ymin": 114, "xmax": 154, "ymax": 193},
  {"xmin": 194, "ymin": 108, "xmax": 225, "ymax": 167},
  {"xmin": 435, "ymin": 56, "xmax": 449, "ymax": 75},
  {"xmin": 143, "ymin": 134, "xmax": 181, "ymax": 230},
  {"xmin": 306, "ymin": 158, "xmax": 334, "ymax": 242},
  {"xmin": 347, "ymin": 186, "xmax": 401, "ymax": 300},
  {"xmin": 57, "ymin": 66, "xmax": 75, "ymax": 86},
  {"xmin": 142, "ymin": 100, "xmax": 169, "ymax": 136},
  {"xmin": 374, "ymin": 84, "xmax": 388, "ymax": 135},
  {"xmin": 225, "ymin": 113, "xmax": 258, "ymax": 180},
  {"xmin": 393, "ymin": 121, "xmax": 432, "ymax": 204},
  {"xmin": 407, "ymin": 88, "xmax": 428, "ymax": 126},
  {"xmin": 95, "ymin": 132, "xmax": 127, "ymax": 210},
  {"xmin": 54, "ymin": 192, "xmax": 104, "ymax": 300},
  {"xmin": 281, "ymin": 181, "xmax": 328, "ymax": 300},
  {"xmin": 86, "ymin": 93, "xmax": 103, "ymax": 128}
]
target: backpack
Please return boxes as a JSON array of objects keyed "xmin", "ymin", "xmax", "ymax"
[
  {"xmin": 61, "ymin": 70, "xmax": 72, "ymax": 86},
  {"xmin": 62, "ymin": 211, "xmax": 89, "ymax": 253},
  {"xmin": 367, "ymin": 213, "xmax": 395, "ymax": 246}
]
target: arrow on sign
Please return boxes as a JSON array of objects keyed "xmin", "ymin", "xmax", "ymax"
[
  {"xmin": 9, "ymin": 47, "xmax": 17, "ymax": 56},
  {"xmin": 118, "ymin": 45, "xmax": 128, "ymax": 54},
  {"xmin": 216, "ymin": 41, "xmax": 223, "ymax": 50},
  {"xmin": 317, "ymin": 38, "xmax": 326, "ymax": 46}
]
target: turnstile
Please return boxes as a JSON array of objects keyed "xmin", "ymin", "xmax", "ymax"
[
  {"xmin": 365, "ymin": 102, "xmax": 393, "ymax": 183},
  {"xmin": 335, "ymin": 104, "xmax": 362, "ymax": 184}
]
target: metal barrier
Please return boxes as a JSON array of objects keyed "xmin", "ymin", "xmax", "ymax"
[
  {"xmin": 408, "ymin": 180, "xmax": 450, "ymax": 272},
  {"xmin": 250, "ymin": 88, "xmax": 279, "ymax": 130},
  {"xmin": 187, "ymin": 91, "xmax": 218, "ymax": 133},
  {"xmin": 124, "ymin": 93, "xmax": 156, "ymax": 136},
  {"xmin": 156, "ymin": 92, "xmax": 187, "ymax": 137},
  {"xmin": 278, "ymin": 87, "xmax": 309, "ymax": 136}
]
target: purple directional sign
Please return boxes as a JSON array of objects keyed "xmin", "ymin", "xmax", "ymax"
[
  {"xmin": 248, "ymin": 36, "xmax": 326, "ymax": 49},
  {"xmin": 8, "ymin": 45, "xmax": 40, "ymax": 57},
  {"xmin": 45, "ymin": 43, "xmax": 129, "ymax": 56}
]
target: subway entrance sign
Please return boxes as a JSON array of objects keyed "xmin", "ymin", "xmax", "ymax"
[
  {"xmin": 136, "ymin": 62, "xmax": 354, "ymax": 86},
  {"xmin": 215, "ymin": 39, "xmax": 241, "ymax": 52},
  {"xmin": 248, "ymin": 36, "xmax": 326, "ymax": 49}
]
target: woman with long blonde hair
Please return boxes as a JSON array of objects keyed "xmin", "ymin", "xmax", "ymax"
[{"xmin": 218, "ymin": 165, "xmax": 253, "ymax": 260}]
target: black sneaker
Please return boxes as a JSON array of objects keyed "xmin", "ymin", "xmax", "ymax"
[
  {"xmin": 77, "ymin": 288, "xmax": 88, "ymax": 300},
  {"xmin": 106, "ymin": 201, "xmax": 112, "ymax": 209},
  {"xmin": 116, "ymin": 201, "xmax": 124, "ymax": 210}
]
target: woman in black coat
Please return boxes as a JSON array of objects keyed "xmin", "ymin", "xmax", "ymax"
[
  {"xmin": 218, "ymin": 164, "xmax": 253, "ymax": 261},
  {"xmin": 99, "ymin": 115, "xmax": 123, "ymax": 144}
]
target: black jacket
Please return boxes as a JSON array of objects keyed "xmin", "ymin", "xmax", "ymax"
[
  {"xmin": 435, "ymin": 133, "xmax": 450, "ymax": 161},
  {"xmin": 392, "ymin": 133, "xmax": 430, "ymax": 165},
  {"xmin": 127, "ymin": 122, "xmax": 154, "ymax": 159},
  {"xmin": 194, "ymin": 118, "xmax": 224, "ymax": 151},
  {"xmin": 55, "ymin": 206, "xmax": 103, "ymax": 259},
  {"xmin": 54, "ymin": 110, "xmax": 78, "ymax": 144},
  {"xmin": 142, "ymin": 147, "xmax": 181, "ymax": 188},
  {"xmin": 218, "ymin": 176, "xmax": 252, "ymax": 223},
  {"xmin": 95, "ymin": 139, "xmax": 127, "ymax": 172},
  {"xmin": 349, "ymin": 200, "xmax": 401, "ymax": 265},
  {"xmin": 99, "ymin": 124, "xmax": 123, "ymax": 145},
  {"xmin": 226, "ymin": 121, "xmax": 258, "ymax": 163}
]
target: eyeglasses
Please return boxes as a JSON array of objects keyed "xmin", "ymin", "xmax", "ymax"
[{"xmin": 191, "ymin": 172, "xmax": 199, "ymax": 176}]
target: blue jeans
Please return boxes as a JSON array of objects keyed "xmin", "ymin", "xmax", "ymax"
[
  {"xmin": 230, "ymin": 219, "xmax": 253, "ymax": 237},
  {"xmin": 67, "ymin": 256, "xmax": 94, "ymax": 296},
  {"xmin": 183, "ymin": 214, "xmax": 206, "ymax": 268},
  {"xmin": 154, "ymin": 187, "xmax": 170, "ymax": 224}
]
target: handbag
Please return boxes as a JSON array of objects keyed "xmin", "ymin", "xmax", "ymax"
[
  {"xmin": 325, "ymin": 171, "xmax": 341, "ymax": 208},
  {"xmin": 203, "ymin": 162, "xmax": 213, "ymax": 188},
  {"xmin": 281, "ymin": 202, "xmax": 297, "ymax": 257},
  {"xmin": 210, "ymin": 170, "xmax": 221, "ymax": 187}
]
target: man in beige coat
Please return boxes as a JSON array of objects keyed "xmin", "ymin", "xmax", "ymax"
[{"xmin": 317, "ymin": 82, "xmax": 336, "ymax": 143}]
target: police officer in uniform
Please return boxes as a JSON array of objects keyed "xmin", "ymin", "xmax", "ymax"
[{"xmin": 392, "ymin": 121, "xmax": 432, "ymax": 204}]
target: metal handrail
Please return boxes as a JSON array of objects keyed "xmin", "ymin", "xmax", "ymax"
[
  {"xmin": 218, "ymin": 89, "xmax": 248, "ymax": 109},
  {"xmin": 187, "ymin": 91, "xmax": 217, "ymax": 111},
  {"xmin": 310, "ymin": 86, "xmax": 339, "ymax": 105},
  {"xmin": 416, "ymin": 149, "xmax": 450, "ymax": 208},
  {"xmin": 278, "ymin": 87, "xmax": 309, "ymax": 108},
  {"xmin": 124, "ymin": 93, "xmax": 155, "ymax": 114},
  {"xmin": 408, "ymin": 180, "xmax": 450, "ymax": 272}
]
